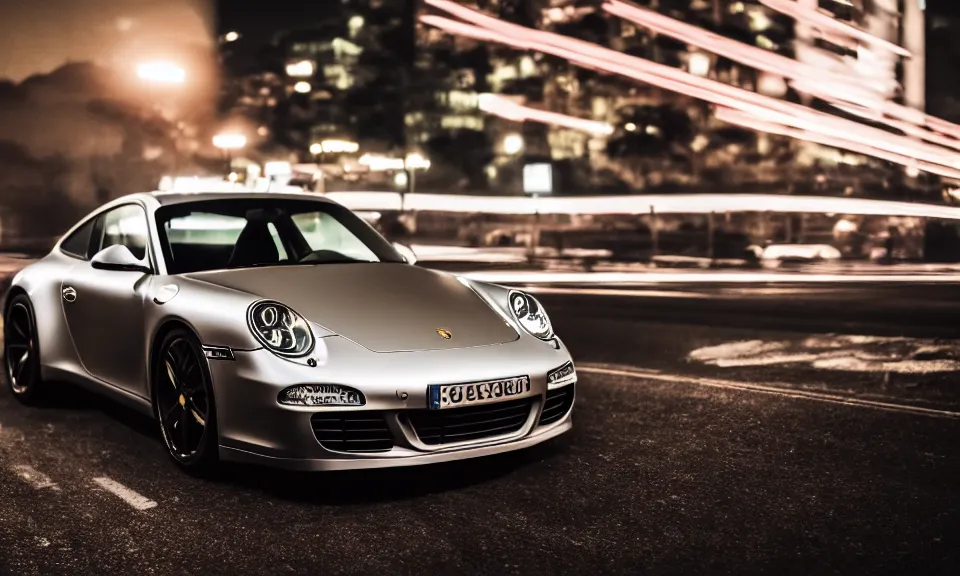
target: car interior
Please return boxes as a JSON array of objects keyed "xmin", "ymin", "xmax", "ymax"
[{"xmin": 156, "ymin": 201, "xmax": 389, "ymax": 274}]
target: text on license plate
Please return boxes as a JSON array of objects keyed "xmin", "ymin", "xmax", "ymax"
[{"xmin": 428, "ymin": 376, "xmax": 531, "ymax": 410}]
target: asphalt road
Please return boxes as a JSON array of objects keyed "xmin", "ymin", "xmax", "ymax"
[{"xmin": 2, "ymin": 286, "xmax": 960, "ymax": 574}]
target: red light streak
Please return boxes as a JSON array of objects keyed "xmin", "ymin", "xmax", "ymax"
[
  {"xmin": 713, "ymin": 107, "xmax": 960, "ymax": 180},
  {"xmin": 604, "ymin": 0, "xmax": 960, "ymax": 150},
  {"xmin": 325, "ymin": 190, "xmax": 960, "ymax": 221},
  {"xmin": 758, "ymin": 0, "xmax": 911, "ymax": 57},
  {"xmin": 478, "ymin": 93, "xmax": 614, "ymax": 136},
  {"xmin": 421, "ymin": 3, "xmax": 960, "ymax": 174}
]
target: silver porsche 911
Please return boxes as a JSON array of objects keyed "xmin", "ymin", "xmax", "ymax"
[{"xmin": 2, "ymin": 191, "xmax": 576, "ymax": 472}]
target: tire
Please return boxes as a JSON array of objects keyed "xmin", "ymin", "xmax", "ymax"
[
  {"xmin": 153, "ymin": 328, "xmax": 219, "ymax": 474},
  {"xmin": 3, "ymin": 294, "xmax": 45, "ymax": 404}
]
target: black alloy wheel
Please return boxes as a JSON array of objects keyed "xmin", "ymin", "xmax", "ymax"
[
  {"xmin": 154, "ymin": 329, "xmax": 218, "ymax": 472},
  {"xmin": 3, "ymin": 295, "xmax": 44, "ymax": 403}
]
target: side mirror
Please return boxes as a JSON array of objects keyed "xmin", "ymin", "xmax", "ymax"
[
  {"xmin": 91, "ymin": 244, "xmax": 152, "ymax": 274},
  {"xmin": 393, "ymin": 243, "xmax": 417, "ymax": 265}
]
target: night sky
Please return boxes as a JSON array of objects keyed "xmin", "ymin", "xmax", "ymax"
[
  {"xmin": 0, "ymin": 0, "xmax": 213, "ymax": 82},
  {"xmin": 926, "ymin": 0, "xmax": 960, "ymax": 18}
]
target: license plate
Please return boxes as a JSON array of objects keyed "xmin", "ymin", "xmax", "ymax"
[{"xmin": 428, "ymin": 376, "xmax": 531, "ymax": 410}]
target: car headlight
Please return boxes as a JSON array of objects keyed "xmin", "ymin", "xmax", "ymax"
[
  {"xmin": 508, "ymin": 290, "xmax": 554, "ymax": 340},
  {"xmin": 247, "ymin": 300, "xmax": 315, "ymax": 357}
]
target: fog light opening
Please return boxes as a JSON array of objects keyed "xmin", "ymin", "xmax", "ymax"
[
  {"xmin": 547, "ymin": 362, "xmax": 577, "ymax": 390},
  {"xmin": 279, "ymin": 384, "xmax": 366, "ymax": 406}
]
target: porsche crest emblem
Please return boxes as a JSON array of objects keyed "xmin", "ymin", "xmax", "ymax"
[{"xmin": 436, "ymin": 328, "xmax": 452, "ymax": 340}]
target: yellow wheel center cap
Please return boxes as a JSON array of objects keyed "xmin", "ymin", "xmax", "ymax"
[{"xmin": 179, "ymin": 394, "xmax": 186, "ymax": 407}]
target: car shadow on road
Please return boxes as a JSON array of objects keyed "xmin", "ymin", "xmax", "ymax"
[
  {"xmin": 207, "ymin": 439, "xmax": 569, "ymax": 506},
  {"xmin": 2, "ymin": 376, "xmax": 162, "ymax": 442},
  {"xmin": 5, "ymin": 371, "xmax": 571, "ymax": 505}
]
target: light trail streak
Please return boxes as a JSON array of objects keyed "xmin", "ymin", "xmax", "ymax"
[
  {"xmin": 713, "ymin": 107, "xmax": 960, "ymax": 180},
  {"xmin": 478, "ymin": 93, "xmax": 614, "ymax": 136},
  {"xmin": 604, "ymin": 0, "xmax": 960, "ymax": 150},
  {"xmin": 322, "ymin": 191, "xmax": 960, "ymax": 220},
  {"xmin": 421, "ymin": 2, "xmax": 960, "ymax": 174},
  {"xmin": 758, "ymin": 0, "xmax": 911, "ymax": 57}
]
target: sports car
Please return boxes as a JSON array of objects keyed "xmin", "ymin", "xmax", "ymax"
[{"xmin": 2, "ymin": 191, "xmax": 576, "ymax": 472}]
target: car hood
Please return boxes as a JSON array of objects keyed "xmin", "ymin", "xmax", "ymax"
[{"xmin": 184, "ymin": 263, "xmax": 519, "ymax": 352}]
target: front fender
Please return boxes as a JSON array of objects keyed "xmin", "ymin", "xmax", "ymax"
[{"xmin": 142, "ymin": 275, "xmax": 263, "ymax": 352}]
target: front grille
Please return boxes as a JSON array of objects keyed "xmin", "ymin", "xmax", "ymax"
[
  {"xmin": 539, "ymin": 384, "xmax": 575, "ymax": 426},
  {"xmin": 408, "ymin": 398, "xmax": 533, "ymax": 445},
  {"xmin": 310, "ymin": 412, "xmax": 394, "ymax": 453}
]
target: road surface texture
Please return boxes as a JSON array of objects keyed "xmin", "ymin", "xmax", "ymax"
[{"xmin": 1, "ymin": 282, "xmax": 959, "ymax": 575}]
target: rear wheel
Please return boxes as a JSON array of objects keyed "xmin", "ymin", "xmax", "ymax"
[
  {"xmin": 154, "ymin": 329, "xmax": 219, "ymax": 473},
  {"xmin": 3, "ymin": 295, "xmax": 44, "ymax": 403}
]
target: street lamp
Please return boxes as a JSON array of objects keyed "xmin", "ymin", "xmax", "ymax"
[
  {"xmin": 137, "ymin": 62, "xmax": 186, "ymax": 84},
  {"xmin": 285, "ymin": 60, "xmax": 315, "ymax": 78},
  {"xmin": 401, "ymin": 153, "xmax": 431, "ymax": 211},
  {"xmin": 213, "ymin": 133, "xmax": 247, "ymax": 176},
  {"xmin": 503, "ymin": 133, "xmax": 524, "ymax": 155}
]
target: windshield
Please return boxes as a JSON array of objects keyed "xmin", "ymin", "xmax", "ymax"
[{"xmin": 155, "ymin": 198, "xmax": 405, "ymax": 274}]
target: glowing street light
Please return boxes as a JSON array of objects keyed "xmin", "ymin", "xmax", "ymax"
[
  {"xmin": 285, "ymin": 60, "xmax": 315, "ymax": 78},
  {"xmin": 404, "ymin": 153, "xmax": 431, "ymax": 170},
  {"xmin": 212, "ymin": 133, "xmax": 247, "ymax": 150},
  {"xmin": 224, "ymin": 31, "xmax": 240, "ymax": 42},
  {"xmin": 321, "ymin": 140, "xmax": 360, "ymax": 154},
  {"xmin": 309, "ymin": 143, "xmax": 323, "ymax": 156},
  {"xmin": 503, "ymin": 133, "xmax": 524, "ymax": 155},
  {"xmin": 294, "ymin": 81, "xmax": 312, "ymax": 94},
  {"xmin": 688, "ymin": 52, "xmax": 711, "ymax": 77},
  {"xmin": 212, "ymin": 133, "xmax": 246, "ymax": 177},
  {"xmin": 137, "ymin": 62, "xmax": 186, "ymax": 84}
]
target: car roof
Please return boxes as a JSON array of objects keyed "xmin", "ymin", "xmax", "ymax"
[{"xmin": 143, "ymin": 190, "xmax": 338, "ymax": 207}]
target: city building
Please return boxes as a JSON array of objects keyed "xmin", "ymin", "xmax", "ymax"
[
  {"xmin": 215, "ymin": 0, "xmax": 953, "ymax": 199},
  {"xmin": 215, "ymin": 0, "xmax": 415, "ymax": 173}
]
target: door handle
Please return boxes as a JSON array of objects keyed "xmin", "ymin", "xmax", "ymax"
[{"xmin": 62, "ymin": 286, "xmax": 77, "ymax": 303}]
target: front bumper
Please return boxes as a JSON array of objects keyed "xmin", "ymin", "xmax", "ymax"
[{"xmin": 205, "ymin": 334, "xmax": 576, "ymax": 471}]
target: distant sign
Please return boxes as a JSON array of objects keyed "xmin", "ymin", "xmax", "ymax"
[{"xmin": 523, "ymin": 163, "xmax": 553, "ymax": 195}]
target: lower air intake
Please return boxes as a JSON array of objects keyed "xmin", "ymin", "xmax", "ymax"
[{"xmin": 311, "ymin": 412, "xmax": 394, "ymax": 453}]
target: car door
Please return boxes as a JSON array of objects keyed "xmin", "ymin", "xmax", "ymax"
[{"xmin": 61, "ymin": 203, "xmax": 153, "ymax": 398}]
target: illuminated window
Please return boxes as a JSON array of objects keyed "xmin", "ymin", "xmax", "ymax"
[{"xmin": 447, "ymin": 90, "xmax": 479, "ymax": 110}]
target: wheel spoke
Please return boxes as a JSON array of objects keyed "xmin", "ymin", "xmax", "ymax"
[
  {"xmin": 11, "ymin": 317, "xmax": 27, "ymax": 339},
  {"xmin": 173, "ymin": 341, "xmax": 192, "ymax": 379},
  {"xmin": 164, "ymin": 359, "xmax": 178, "ymax": 390},
  {"xmin": 14, "ymin": 351, "xmax": 29, "ymax": 383},
  {"xmin": 190, "ymin": 407, "xmax": 205, "ymax": 427},
  {"xmin": 163, "ymin": 402, "xmax": 180, "ymax": 424},
  {"xmin": 178, "ymin": 406, "xmax": 190, "ymax": 453}
]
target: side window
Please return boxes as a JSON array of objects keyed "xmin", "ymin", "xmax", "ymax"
[
  {"xmin": 60, "ymin": 219, "xmax": 96, "ymax": 259},
  {"xmin": 96, "ymin": 204, "xmax": 149, "ymax": 261}
]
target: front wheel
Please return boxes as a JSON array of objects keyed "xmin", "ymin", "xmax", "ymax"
[
  {"xmin": 3, "ymin": 295, "xmax": 45, "ymax": 403},
  {"xmin": 153, "ymin": 329, "xmax": 219, "ymax": 474}
]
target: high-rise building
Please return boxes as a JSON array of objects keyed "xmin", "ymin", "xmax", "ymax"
[
  {"xmin": 216, "ymin": 0, "xmax": 415, "ymax": 161},
  {"xmin": 215, "ymin": 0, "xmax": 953, "ymax": 197}
]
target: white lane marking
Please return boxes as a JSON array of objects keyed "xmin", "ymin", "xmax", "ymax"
[
  {"xmin": 92, "ymin": 477, "xmax": 157, "ymax": 511},
  {"xmin": 578, "ymin": 364, "xmax": 960, "ymax": 419},
  {"xmin": 523, "ymin": 286, "xmax": 709, "ymax": 299},
  {"xmin": 687, "ymin": 336, "xmax": 960, "ymax": 374},
  {"xmin": 11, "ymin": 465, "xmax": 59, "ymax": 491}
]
